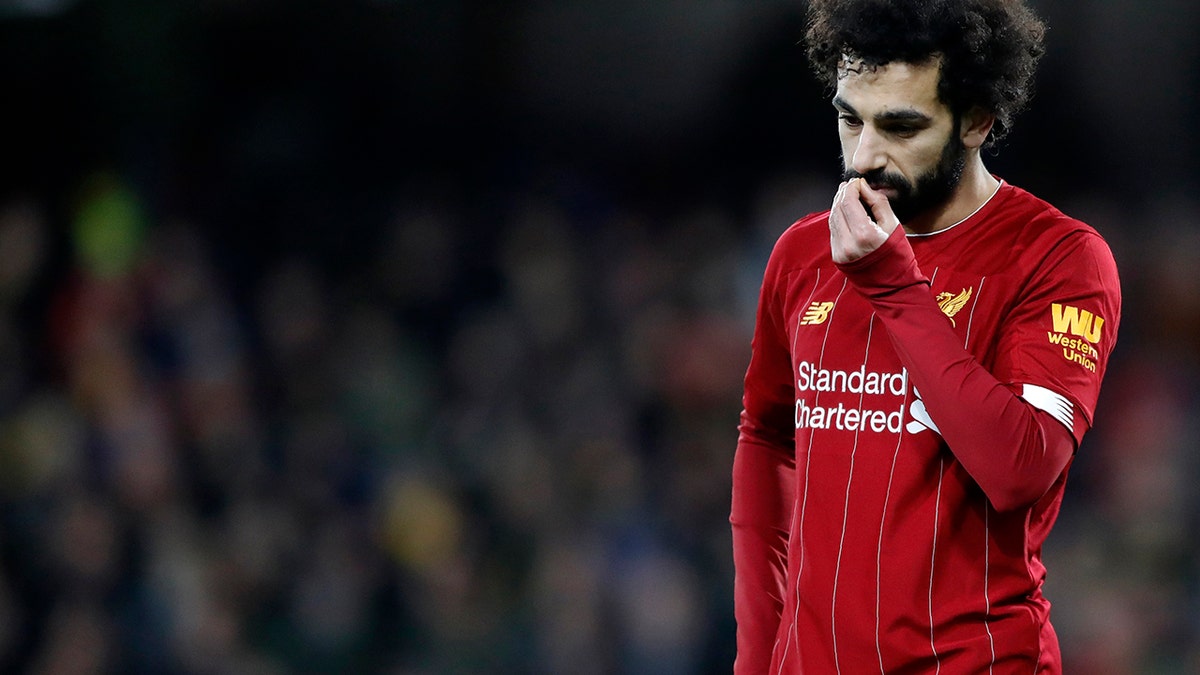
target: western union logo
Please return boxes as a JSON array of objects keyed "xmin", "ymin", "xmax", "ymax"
[
  {"xmin": 1051, "ymin": 303, "xmax": 1104, "ymax": 344},
  {"xmin": 800, "ymin": 301, "xmax": 835, "ymax": 326}
]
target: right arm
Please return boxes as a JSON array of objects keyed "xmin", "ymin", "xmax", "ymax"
[{"xmin": 731, "ymin": 256, "xmax": 796, "ymax": 673}]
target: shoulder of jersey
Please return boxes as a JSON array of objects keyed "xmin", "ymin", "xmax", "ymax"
[
  {"xmin": 771, "ymin": 210, "xmax": 832, "ymax": 260},
  {"xmin": 1000, "ymin": 184, "xmax": 1100, "ymax": 240}
]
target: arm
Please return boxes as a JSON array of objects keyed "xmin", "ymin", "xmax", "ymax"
[
  {"xmin": 836, "ymin": 225, "xmax": 1075, "ymax": 511},
  {"xmin": 828, "ymin": 179, "xmax": 1076, "ymax": 512},
  {"xmin": 731, "ymin": 254, "xmax": 796, "ymax": 673}
]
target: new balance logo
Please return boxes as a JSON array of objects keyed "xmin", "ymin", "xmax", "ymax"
[
  {"xmin": 800, "ymin": 301, "xmax": 835, "ymax": 325},
  {"xmin": 1051, "ymin": 303, "xmax": 1104, "ymax": 344}
]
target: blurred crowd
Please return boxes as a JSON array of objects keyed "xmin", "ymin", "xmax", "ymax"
[
  {"xmin": 0, "ymin": 167, "xmax": 1196, "ymax": 674},
  {"xmin": 0, "ymin": 162, "xmax": 782, "ymax": 672},
  {"xmin": 0, "ymin": 0, "xmax": 1198, "ymax": 673}
]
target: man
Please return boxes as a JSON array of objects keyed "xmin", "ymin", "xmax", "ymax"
[{"xmin": 730, "ymin": 1, "xmax": 1121, "ymax": 673}]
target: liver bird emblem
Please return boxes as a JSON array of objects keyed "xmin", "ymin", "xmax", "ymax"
[{"xmin": 935, "ymin": 287, "xmax": 973, "ymax": 326}]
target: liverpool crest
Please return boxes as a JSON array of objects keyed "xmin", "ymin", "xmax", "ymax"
[{"xmin": 935, "ymin": 288, "xmax": 973, "ymax": 327}]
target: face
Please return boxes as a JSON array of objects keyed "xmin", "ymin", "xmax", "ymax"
[{"xmin": 834, "ymin": 58, "xmax": 967, "ymax": 224}]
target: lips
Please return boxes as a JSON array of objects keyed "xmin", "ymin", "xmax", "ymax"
[{"xmin": 868, "ymin": 183, "xmax": 899, "ymax": 197}]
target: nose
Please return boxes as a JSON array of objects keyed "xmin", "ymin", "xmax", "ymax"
[{"xmin": 849, "ymin": 126, "xmax": 887, "ymax": 175}]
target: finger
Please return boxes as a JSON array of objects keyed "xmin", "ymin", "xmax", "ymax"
[
  {"xmin": 843, "ymin": 178, "xmax": 867, "ymax": 213},
  {"xmin": 856, "ymin": 180, "xmax": 901, "ymax": 233},
  {"xmin": 829, "ymin": 181, "xmax": 851, "ymax": 233},
  {"xmin": 837, "ymin": 179, "xmax": 872, "ymax": 230},
  {"xmin": 830, "ymin": 181, "xmax": 849, "ymax": 215}
]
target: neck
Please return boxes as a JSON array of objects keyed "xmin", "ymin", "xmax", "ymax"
[{"xmin": 901, "ymin": 156, "xmax": 1000, "ymax": 235}]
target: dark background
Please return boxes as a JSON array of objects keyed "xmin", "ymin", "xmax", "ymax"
[{"xmin": 0, "ymin": 0, "xmax": 1195, "ymax": 672}]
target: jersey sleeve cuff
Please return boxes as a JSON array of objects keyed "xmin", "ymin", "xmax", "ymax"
[{"xmin": 835, "ymin": 225, "xmax": 928, "ymax": 297}]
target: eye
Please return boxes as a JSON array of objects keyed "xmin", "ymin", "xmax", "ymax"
[
  {"xmin": 881, "ymin": 122, "xmax": 928, "ymax": 139},
  {"xmin": 838, "ymin": 114, "xmax": 862, "ymax": 129}
]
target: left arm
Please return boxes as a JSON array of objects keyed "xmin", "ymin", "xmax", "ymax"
[
  {"xmin": 836, "ymin": 225, "xmax": 1075, "ymax": 511},
  {"xmin": 828, "ymin": 179, "xmax": 1079, "ymax": 512}
]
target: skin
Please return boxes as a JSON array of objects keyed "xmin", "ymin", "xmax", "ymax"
[{"xmin": 828, "ymin": 57, "xmax": 998, "ymax": 263}]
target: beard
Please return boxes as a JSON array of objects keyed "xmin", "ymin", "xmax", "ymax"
[{"xmin": 842, "ymin": 132, "xmax": 967, "ymax": 224}]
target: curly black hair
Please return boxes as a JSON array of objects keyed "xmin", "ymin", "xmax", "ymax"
[{"xmin": 805, "ymin": 0, "xmax": 1046, "ymax": 146}]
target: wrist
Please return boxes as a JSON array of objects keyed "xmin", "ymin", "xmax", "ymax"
[{"xmin": 836, "ymin": 226, "xmax": 927, "ymax": 297}]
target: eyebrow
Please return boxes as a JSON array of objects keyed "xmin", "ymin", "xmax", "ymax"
[{"xmin": 832, "ymin": 95, "xmax": 934, "ymax": 124}]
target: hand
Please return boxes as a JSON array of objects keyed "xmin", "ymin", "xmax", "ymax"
[{"xmin": 828, "ymin": 178, "xmax": 902, "ymax": 264}]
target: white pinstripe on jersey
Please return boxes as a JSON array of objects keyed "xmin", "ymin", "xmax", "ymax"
[
  {"xmin": 773, "ymin": 269, "xmax": 829, "ymax": 671},
  {"xmin": 777, "ymin": 276, "xmax": 849, "ymax": 675},
  {"xmin": 928, "ymin": 456, "xmax": 945, "ymax": 673},
  {"xmin": 874, "ymin": 383, "xmax": 910, "ymax": 673},
  {"xmin": 830, "ymin": 312, "xmax": 878, "ymax": 674},
  {"xmin": 963, "ymin": 277, "xmax": 998, "ymax": 674}
]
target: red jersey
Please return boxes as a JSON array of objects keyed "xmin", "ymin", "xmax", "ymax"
[{"xmin": 732, "ymin": 182, "xmax": 1121, "ymax": 673}]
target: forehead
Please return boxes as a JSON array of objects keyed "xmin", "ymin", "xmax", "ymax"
[{"xmin": 834, "ymin": 58, "xmax": 946, "ymax": 117}]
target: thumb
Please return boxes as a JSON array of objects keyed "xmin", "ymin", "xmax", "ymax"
[{"xmin": 857, "ymin": 180, "xmax": 901, "ymax": 233}]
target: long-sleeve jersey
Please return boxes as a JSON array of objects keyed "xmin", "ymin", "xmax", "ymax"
[{"xmin": 731, "ymin": 181, "xmax": 1121, "ymax": 674}]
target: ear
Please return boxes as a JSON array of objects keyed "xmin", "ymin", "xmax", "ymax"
[{"xmin": 959, "ymin": 106, "xmax": 996, "ymax": 149}]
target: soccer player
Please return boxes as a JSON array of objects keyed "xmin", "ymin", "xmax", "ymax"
[{"xmin": 730, "ymin": 1, "xmax": 1122, "ymax": 673}]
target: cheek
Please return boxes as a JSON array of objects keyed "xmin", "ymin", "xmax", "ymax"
[
  {"xmin": 837, "ymin": 132, "xmax": 858, "ymax": 162},
  {"xmin": 900, "ymin": 141, "xmax": 945, "ymax": 176}
]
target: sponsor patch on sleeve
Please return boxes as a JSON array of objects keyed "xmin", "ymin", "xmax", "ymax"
[{"xmin": 1047, "ymin": 303, "xmax": 1104, "ymax": 372}]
